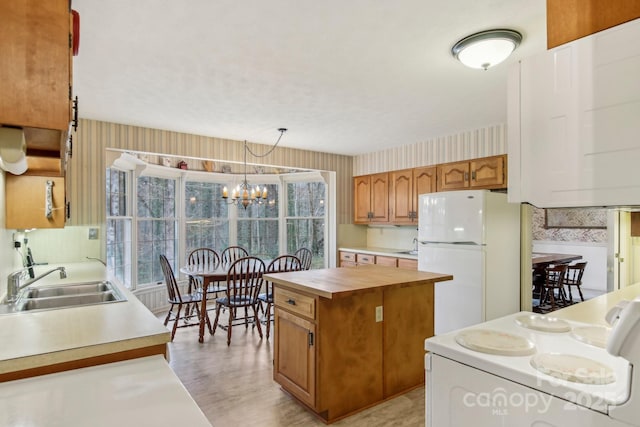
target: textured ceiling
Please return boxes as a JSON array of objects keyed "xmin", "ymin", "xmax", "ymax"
[{"xmin": 72, "ymin": 0, "xmax": 546, "ymax": 156}]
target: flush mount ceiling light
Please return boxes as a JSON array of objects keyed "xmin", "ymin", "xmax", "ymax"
[{"xmin": 451, "ymin": 29, "xmax": 522, "ymax": 70}]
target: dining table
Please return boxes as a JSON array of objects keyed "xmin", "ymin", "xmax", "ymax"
[
  {"xmin": 179, "ymin": 264, "xmax": 230, "ymax": 343},
  {"xmin": 179, "ymin": 258, "xmax": 271, "ymax": 343},
  {"xmin": 531, "ymin": 252, "xmax": 583, "ymax": 300}
]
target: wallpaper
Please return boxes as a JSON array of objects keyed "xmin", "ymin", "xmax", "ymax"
[
  {"xmin": 68, "ymin": 119, "xmax": 353, "ymax": 225},
  {"xmin": 531, "ymin": 206, "xmax": 608, "ymax": 243},
  {"xmin": 353, "ymin": 123, "xmax": 507, "ymax": 175}
]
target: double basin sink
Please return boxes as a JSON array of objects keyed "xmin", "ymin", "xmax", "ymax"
[{"xmin": 13, "ymin": 281, "xmax": 127, "ymax": 312}]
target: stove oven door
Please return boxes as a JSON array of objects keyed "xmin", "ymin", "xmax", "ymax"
[{"xmin": 425, "ymin": 353, "xmax": 624, "ymax": 427}]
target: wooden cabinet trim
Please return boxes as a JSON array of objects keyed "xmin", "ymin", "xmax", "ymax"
[{"xmin": 546, "ymin": 0, "xmax": 640, "ymax": 49}]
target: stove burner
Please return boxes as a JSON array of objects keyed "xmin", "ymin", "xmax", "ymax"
[
  {"xmin": 570, "ymin": 325, "xmax": 611, "ymax": 348},
  {"xmin": 530, "ymin": 353, "xmax": 616, "ymax": 385},
  {"xmin": 515, "ymin": 314, "xmax": 571, "ymax": 333},
  {"xmin": 455, "ymin": 328, "xmax": 536, "ymax": 356}
]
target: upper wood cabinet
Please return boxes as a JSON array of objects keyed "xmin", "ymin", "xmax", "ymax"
[
  {"xmin": 0, "ymin": 0, "xmax": 73, "ymax": 159},
  {"xmin": 5, "ymin": 174, "xmax": 66, "ymax": 229},
  {"xmin": 389, "ymin": 166, "xmax": 436, "ymax": 224},
  {"xmin": 355, "ymin": 156, "xmax": 506, "ymax": 225},
  {"xmin": 437, "ymin": 155, "xmax": 506, "ymax": 192},
  {"xmin": 354, "ymin": 173, "xmax": 389, "ymax": 224},
  {"xmin": 546, "ymin": 0, "xmax": 640, "ymax": 49}
]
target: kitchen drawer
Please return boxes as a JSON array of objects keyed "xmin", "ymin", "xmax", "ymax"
[
  {"xmin": 398, "ymin": 258, "xmax": 418, "ymax": 270},
  {"xmin": 356, "ymin": 253, "xmax": 375, "ymax": 265},
  {"xmin": 274, "ymin": 287, "xmax": 316, "ymax": 320},
  {"xmin": 375, "ymin": 256, "xmax": 398, "ymax": 267},
  {"xmin": 339, "ymin": 251, "xmax": 356, "ymax": 262}
]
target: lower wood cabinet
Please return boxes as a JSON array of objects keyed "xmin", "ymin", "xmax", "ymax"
[
  {"xmin": 273, "ymin": 308, "xmax": 316, "ymax": 407},
  {"xmin": 339, "ymin": 251, "xmax": 417, "ymax": 270},
  {"xmin": 271, "ymin": 269, "xmax": 439, "ymax": 424},
  {"xmin": 398, "ymin": 258, "xmax": 418, "ymax": 270}
]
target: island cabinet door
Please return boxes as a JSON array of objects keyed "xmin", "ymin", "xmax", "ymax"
[{"xmin": 273, "ymin": 308, "xmax": 316, "ymax": 408}]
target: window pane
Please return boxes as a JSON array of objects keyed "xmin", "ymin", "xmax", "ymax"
[
  {"xmin": 287, "ymin": 182, "xmax": 326, "ymax": 217},
  {"xmin": 184, "ymin": 181, "xmax": 230, "ymax": 254},
  {"xmin": 106, "ymin": 169, "xmax": 127, "ymax": 216},
  {"xmin": 286, "ymin": 219, "xmax": 324, "ymax": 269},
  {"xmin": 137, "ymin": 176, "xmax": 177, "ymax": 286},
  {"xmin": 285, "ymin": 181, "xmax": 326, "ymax": 269},
  {"xmin": 237, "ymin": 219, "xmax": 279, "ymax": 259}
]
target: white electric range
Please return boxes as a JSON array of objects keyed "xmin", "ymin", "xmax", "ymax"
[{"xmin": 425, "ymin": 302, "xmax": 640, "ymax": 427}]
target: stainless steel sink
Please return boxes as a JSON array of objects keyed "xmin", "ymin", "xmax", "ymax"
[
  {"xmin": 22, "ymin": 282, "xmax": 111, "ymax": 298},
  {"xmin": 396, "ymin": 250, "xmax": 418, "ymax": 255},
  {"xmin": 14, "ymin": 281, "xmax": 127, "ymax": 312}
]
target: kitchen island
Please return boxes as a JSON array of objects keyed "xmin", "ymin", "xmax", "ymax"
[
  {"xmin": 264, "ymin": 264, "xmax": 452, "ymax": 424},
  {"xmin": 0, "ymin": 261, "xmax": 170, "ymax": 381}
]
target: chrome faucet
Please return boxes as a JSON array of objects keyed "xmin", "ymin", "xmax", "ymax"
[{"xmin": 5, "ymin": 266, "xmax": 67, "ymax": 303}]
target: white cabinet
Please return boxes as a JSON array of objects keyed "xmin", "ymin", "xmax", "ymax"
[{"xmin": 508, "ymin": 18, "xmax": 640, "ymax": 207}]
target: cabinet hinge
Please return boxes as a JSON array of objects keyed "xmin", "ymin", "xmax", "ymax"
[{"xmin": 308, "ymin": 331, "xmax": 314, "ymax": 347}]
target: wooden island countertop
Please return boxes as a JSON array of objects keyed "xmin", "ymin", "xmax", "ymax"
[
  {"xmin": 263, "ymin": 264, "xmax": 453, "ymax": 299},
  {"xmin": 264, "ymin": 265, "xmax": 452, "ymax": 424}
]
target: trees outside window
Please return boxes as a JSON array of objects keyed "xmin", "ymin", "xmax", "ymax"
[
  {"xmin": 185, "ymin": 181, "xmax": 229, "ymax": 256},
  {"xmin": 137, "ymin": 176, "xmax": 178, "ymax": 285},
  {"xmin": 286, "ymin": 181, "xmax": 325, "ymax": 269}
]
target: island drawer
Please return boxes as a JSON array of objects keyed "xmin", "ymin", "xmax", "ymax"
[{"xmin": 274, "ymin": 287, "xmax": 316, "ymax": 319}]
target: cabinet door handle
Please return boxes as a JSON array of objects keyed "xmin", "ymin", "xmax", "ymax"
[
  {"xmin": 286, "ymin": 299, "xmax": 297, "ymax": 306},
  {"xmin": 72, "ymin": 96, "xmax": 79, "ymax": 131},
  {"xmin": 308, "ymin": 331, "xmax": 314, "ymax": 347},
  {"xmin": 45, "ymin": 180, "xmax": 54, "ymax": 219},
  {"xmin": 471, "ymin": 171, "xmax": 476, "ymax": 181},
  {"xmin": 464, "ymin": 172, "xmax": 469, "ymax": 181}
]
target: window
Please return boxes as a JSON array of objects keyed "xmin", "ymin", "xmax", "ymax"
[
  {"xmin": 285, "ymin": 180, "xmax": 326, "ymax": 269},
  {"xmin": 136, "ymin": 176, "xmax": 178, "ymax": 285},
  {"xmin": 105, "ymin": 169, "xmax": 132, "ymax": 287},
  {"xmin": 184, "ymin": 181, "xmax": 229, "ymax": 256},
  {"xmin": 105, "ymin": 156, "xmax": 333, "ymax": 290},
  {"xmin": 237, "ymin": 183, "xmax": 279, "ymax": 259}
]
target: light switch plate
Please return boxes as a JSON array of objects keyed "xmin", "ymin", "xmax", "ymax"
[
  {"xmin": 375, "ymin": 306, "xmax": 383, "ymax": 322},
  {"xmin": 88, "ymin": 228, "xmax": 99, "ymax": 240}
]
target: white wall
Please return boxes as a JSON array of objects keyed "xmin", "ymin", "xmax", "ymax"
[
  {"xmin": 24, "ymin": 226, "xmax": 103, "ymax": 264},
  {"xmin": 533, "ymin": 240, "xmax": 607, "ymax": 293},
  {"xmin": 0, "ymin": 172, "xmax": 26, "ymax": 299},
  {"xmin": 366, "ymin": 226, "xmax": 418, "ymax": 251}
]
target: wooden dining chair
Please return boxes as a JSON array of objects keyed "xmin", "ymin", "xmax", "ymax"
[
  {"xmin": 259, "ymin": 255, "xmax": 302, "ymax": 339},
  {"xmin": 221, "ymin": 246, "xmax": 249, "ymax": 264},
  {"xmin": 187, "ymin": 248, "xmax": 224, "ymax": 295},
  {"xmin": 294, "ymin": 247, "xmax": 313, "ymax": 270},
  {"xmin": 159, "ymin": 254, "xmax": 209, "ymax": 341},
  {"xmin": 564, "ymin": 262, "xmax": 587, "ymax": 303},
  {"xmin": 537, "ymin": 264, "xmax": 569, "ymax": 313},
  {"xmin": 211, "ymin": 256, "xmax": 265, "ymax": 345}
]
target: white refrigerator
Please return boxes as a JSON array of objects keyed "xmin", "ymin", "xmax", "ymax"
[{"xmin": 418, "ymin": 190, "xmax": 521, "ymax": 335}]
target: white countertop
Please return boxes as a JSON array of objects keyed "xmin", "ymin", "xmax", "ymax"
[
  {"xmin": 0, "ymin": 261, "xmax": 170, "ymax": 374},
  {"xmin": 0, "ymin": 355, "xmax": 212, "ymax": 427},
  {"xmin": 338, "ymin": 246, "xmax": 418, "ymax": 259}
]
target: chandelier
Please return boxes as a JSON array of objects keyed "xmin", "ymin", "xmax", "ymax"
[{"xmin": 222, "ymin": 128, "xmax": 287, "ymax": 209}]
